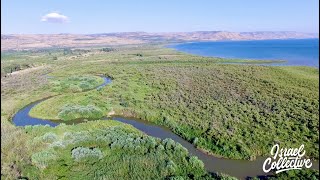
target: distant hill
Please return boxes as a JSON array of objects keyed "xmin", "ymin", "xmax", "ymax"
[{"xmin": 1, "ymin": 31, "xmax": 318, "ymax": 51}]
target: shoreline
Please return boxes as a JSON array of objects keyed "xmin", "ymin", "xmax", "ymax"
[{"xmin": 167, "ymin": 39, "xmax": 319, "ymax": 67}]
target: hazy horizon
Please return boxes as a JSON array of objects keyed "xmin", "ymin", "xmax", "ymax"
[{"xmin": 1, "ymin": 30, "xmax": 319, "ymax": 35}]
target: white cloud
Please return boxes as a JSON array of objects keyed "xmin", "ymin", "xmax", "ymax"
[{"xmin": 41, "ymin": 12, "xmax": 69, "ymax": 23}]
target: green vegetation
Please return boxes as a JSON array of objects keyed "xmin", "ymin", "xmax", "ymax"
[
  {"xmin": 1, "ymin": 45, "xmax": 318, "ymax": 179},
  {"xmin": 268, "ymin": 169, "xmax": 319, "ymax": 180},
  {"xmin": 58, "ymin": 104, "xmax": 104, "ymax": 121},
  {"xmin": 28, "ymin": 75, "xmax": 107, "ymax": 120},
  {"xmin": 33, "ymin": 55, "xmax": 318, "ymax": 160},
  {"xmin": 29, "ymin": 90, "xmax": 112, "ymax": 120},
  {"xmin": 101, "ymin": 47, "xmax": 116, "ymax": 52},
  {"xmin": 20, "ymin": 120, "xmax": 214, "ymax": 179},
  {"xmin": 1, "ymin": 120, "xmax": 32, "ymax": 179},
  {"xmin": 50, "ymin": 75, "xmax": 104, "ymax": 93}
]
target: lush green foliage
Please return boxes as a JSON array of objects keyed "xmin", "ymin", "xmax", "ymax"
[
  {"xmin": 94, "ymin": 63, "xmax": 318, "ymax": 160},
  {"xmin": 247, "ymin": 169, "xmax": 320, "ymax": 180},
  {"xmin": 21, "ymin": 120, "xmax": 215, "ymax": 179},
  {"xmin": 1, "ymin": 120, "xmax": 32, "ymax": 179},
  {"xmin": 1, "ymin": 45, "xmax": 318, "ymax": 179},
  {"xmin": 29, "ymin": 91, "xmax": 112, "ymax": 120},
  {"xmin": 23, "ymin": 46, "xmax": 320, "ymax": 160},
  {"xmin": 41, "ymin": 132, "xmax": 58, "ymax": 142},
  {"xmin": 31, "ymin": 148, "xmax": 57, "ymax": 169},
  {"xmin": 71, "ymin": 147, "xmax": 103, "ymax": 162},
  {"xmin": 50, "ymin": 75, "xmax": 104, "ymax": 93},
  {"xmin": 58, "ymin": 104, "xmax": 104, "ymax": 121}
]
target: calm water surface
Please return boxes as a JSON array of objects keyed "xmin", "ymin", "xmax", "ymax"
[{"xmin": 170, "ymin": 39, "xmax": 319, "ymax": 67}]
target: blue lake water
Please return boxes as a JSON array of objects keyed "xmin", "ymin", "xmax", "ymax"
[{"xmin": 170, "ymin": 39, "xmax": 319, "ymax": 67}]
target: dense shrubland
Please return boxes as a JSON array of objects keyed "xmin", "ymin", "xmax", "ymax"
[
  {"xmin": 267, "ymin": 169, "xmax": 319, "ymax": 180},
  {"xmin": 58, "ymin": 104, "xmax": 104, "ymax": 120},
  {"xmin": 29, "ymin": 90, "xmax": 112, "ymax": 120},
  {"xmin": 20, "ymin": 120, "xmax": 218, "ymax": 179},
  {"xmin": 50, "ymin": 75, "xmax": 104, "ymax": 93},
  {"xmin": 1, "ymin": 120, "xmax": 32, "ymax": 179},
  {"xmin": 246, "ymin": 169, "xmax": 319, "ymax": 180},
  {"xmin": 2, "ymin": 45, "xmax": 318, "ymax": 179},
  {"xmin": 26, "ymin": 47, "xmax": 319, "ymax": 160},
  {"xmin": 98, "ymin": 63, "xmax": 319, "ymax": 160}
]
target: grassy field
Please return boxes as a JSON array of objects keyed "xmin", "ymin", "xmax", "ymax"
[{"xmin": 1, "ymin": 45, "xmax": 319, "ymax": 179}]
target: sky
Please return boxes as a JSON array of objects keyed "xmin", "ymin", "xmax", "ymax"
[{"xmin": 1, "ymin": 0, "xmax": 319, "ymax": 34}]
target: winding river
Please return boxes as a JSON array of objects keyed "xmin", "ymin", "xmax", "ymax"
[{"xmin": 12, "ymin": 76, "xmax": 319, "ymax": 179}]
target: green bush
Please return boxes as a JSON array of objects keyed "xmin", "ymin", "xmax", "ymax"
[
  {"xmin": 31, "ymin": 149, "xmax": 57, "ymax": 169},
  {"xmin": 49, "ymin": 141, "xmax": 66, "ymax": 149},
  {"xmin": 169, "ymin": 176, "xmax": 185, "ymax": 180},
  {"xmin": 189, "ymin": 156, "xmax": 204, "ymax": 169},
  {"xmin": 162, "ymin": 138, "xmax": 176, "ymax": 150},
  {"xmin": 58, "ymin": 104, "xmax": 104, "ymax": 121},
  {"xmin": 51, "ymin": 75, "xmax": 102, "ymax": 92},
  {"xmin": 166, "ymin": 160, "xmax": 177, "ymax": 174},
  {"xmin": 42, "ymin": 132, "xmax": 58, "ymax": 143},
  {"xmin": 71, "ymin": 147, "xmax": 103, "ymax": 162},
  {"xmin": 101, "ymin": 47, "xmax": 115, "ymax": 52},
  {"xmin": 267, "ymin": 169, "xmax": 319, "ymax": 180}
]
